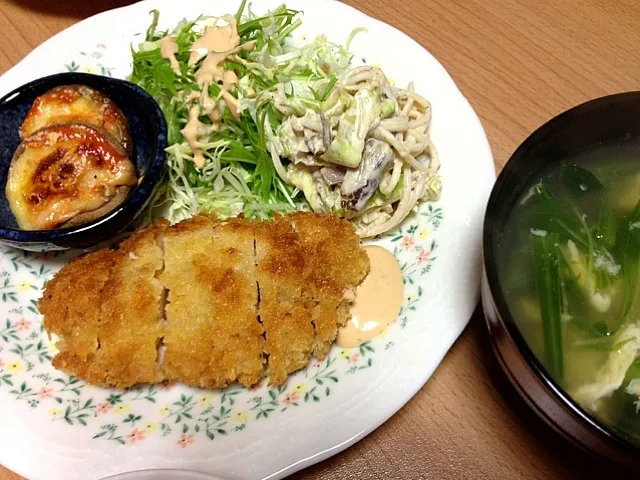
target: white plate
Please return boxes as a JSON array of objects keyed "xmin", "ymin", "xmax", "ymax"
[
  {"xmin": 102, "ymin": 469, "xmax": 225, "ymax": 480},
  {"xmin": 0, "ymin": 1, "xmax": 495, "ymax": 479}
]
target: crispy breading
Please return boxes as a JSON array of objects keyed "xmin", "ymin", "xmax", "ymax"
[
  {"xmin": 44, "ymin": 223, "xmax": 168, "ymax": 388},
  {"xmin": 41, "ymin": 212, "xmax": 369, "ymax": 389},
  {"xmin": 160, "ymin": 215, "xmax": 221, "ymax": 386},
  {"xmin": 51, "ymin": 351, "xmax": 111, "ymax": 387},
  {"xmin": 160, "ymin": 215, "xmax": 264, "ymax": 388},
  {"xmin": 289, "ymin": 212, "xmax": 370, "ymax": 358},
  {"xmin": 95, "ymin": 220, "xmax": 168, "ymax": 387},
  {"xmin": 254, "ymin": 216, "xmax": 314, "ymax": 385},
  {"xmin": 210, "ymin": 219, "xmax": 264, "ymax": 387},
  {"xmin": 40, "ymin": 249, "xmax": 115, "ymax": 362}
]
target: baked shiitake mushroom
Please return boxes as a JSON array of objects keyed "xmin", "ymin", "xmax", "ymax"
[
  {"xmin": 6, "ymin": 84, "xmax": 139, "ymax": 230},
  {"xmin": 6, "ymin": 123, "xmax": 137, "ymax": 230},
  {"xmin": 21, "ymin": 84, "xmax": 133, "ymax": 155}
]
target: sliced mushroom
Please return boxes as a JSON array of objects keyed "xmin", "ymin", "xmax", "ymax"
[
  {"xmin": 292, "ymin": 153, "xmax": 328, "ymax": 167},
  {"xmin": 302, "ymin": 112, "xmax": 331, "ymax": 155},
  {"xmin": 303, "ymin": 128, "xmax": 326, "ymax": 156},
  {"xmin": 61, "ymin": 186, "xmax": 131, "ymax": 227},
  {"xmin": 320, "ymin": 166, "xmax": 345, "ymax": 186},
  {"xmin": 311, "ymin": 170, "xmax": 341, "ymax": 211},
  {"xmin": 276, "ymin": 110, "xmax": 333, "ymax": 159},
  {"xmin": 320, "ymin": 113, "xmax": 331, "ymax": 150},
  {"xmin": 341, "ymin": 138, "xmax": 393, "ymax": 211}
]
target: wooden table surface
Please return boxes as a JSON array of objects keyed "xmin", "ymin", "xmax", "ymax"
[{"xmin": 1, "ymin": 0, "xmax": 639, "ymax": 478}]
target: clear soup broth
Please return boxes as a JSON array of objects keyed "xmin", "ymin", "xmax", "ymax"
[{"xmin": 498, "ymin": 150, "xmax": 640, "ymax": 446}]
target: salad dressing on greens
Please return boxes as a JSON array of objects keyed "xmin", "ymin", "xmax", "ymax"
[
  {"xmin": 188, "ymin": 21, "xmax": 240, "ymax": 66},
  {"xmin": 182, "ymin": 105, "xmax": 205, "ymax": 168},
  {"xmin": 131, "ymin": 3, "xmax": 442, "ymax": 225},
  {"xmin": 160, "ymin": 36, "xmax": 180, "ymax": 75},
  {"xmin": 337, "ymin": 246, "xmax": 404, "ymax": 347},
  {"xmin": 178, "ymin": 20, "xmax": 245, "ymax": 168}
]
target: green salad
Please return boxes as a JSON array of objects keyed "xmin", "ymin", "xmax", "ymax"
[{"xmin": 130, "ymin": 1, "xmax": 441, "ymax": 236}]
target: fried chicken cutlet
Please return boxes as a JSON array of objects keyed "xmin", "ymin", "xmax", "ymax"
[
  {"xmin": 40, "ymin": 249, "xmax": 114, "ymax": 367},
  {"xmin": 160, "ymin": 215, "xmax": 264, "ymax": 388},
  {"xmin": 42, "ymin": 222, "xmax": 166, "ymax": 387},
  {"xmin": 254, "ymin": 216, "xmax": 314, "ymax": 385},
  {"xmin": 39, "ymin": 212, "xmax": 369, "ymax": 389},
  {"xmin": 290, "ymin": 212, "xmax": 370, "ymax": 358}
]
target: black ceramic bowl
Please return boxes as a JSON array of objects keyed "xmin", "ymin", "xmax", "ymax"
[
  {"xmin": 482, "ymin": 92, "xmax": 640, "ymax": 470},
  {"xmin": 0, "ymin": 72, "xmax": 167, "ymax": 251}
]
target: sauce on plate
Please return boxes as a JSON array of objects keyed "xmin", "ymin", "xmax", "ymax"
[{"xmin": 337, "ymin": 245, "xmax": 404, "ymax": 347}]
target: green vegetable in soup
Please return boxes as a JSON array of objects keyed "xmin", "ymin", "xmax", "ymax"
[
  {"xmin": 560, "ymin": 239, "xmax": 614, "ymax": 314},
  {"xmin": 621, "ymin": 200, "xmax": 640, "ymax": 323},
  {"xmin": 499, "ymin": 154, "xmax": 640, "ymax": 446},
  {"xmin": 530, "ymin": 231, "xmax": 565, "ymax": 379},
  {"xmin": 597, "ymin": 196, "xmax": 619, "ymax": 249},
  {"xmin": 560, "ymin": 162, "xmax": 604, "ymax": 197}
]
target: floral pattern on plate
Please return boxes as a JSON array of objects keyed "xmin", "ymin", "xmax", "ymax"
[
  {"xmin": 0, "ymin": 182, "xmax": 443, "ymax": 448},
  {"xmin": 0, "ymin": 1, "xmax": 496, "ymax": 477}
]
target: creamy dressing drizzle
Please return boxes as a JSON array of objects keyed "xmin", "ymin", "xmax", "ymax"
[
  {"xmin": 194, "ymin": 52, "xmax": 228, "ymax": 85},
  {"xmin": 160, "ymin": 36, "xmax": 181, "ymax": 75},
  {"xmin": 178, "ymin": 19, "xmax": 248, "ymax": 168},
  {"xmin": 222, "ymin": 70, "xmax": 238, "ymax": 90},
  {"xmin": 336, "ymin": 246, "xmax": 404, "ymax": 348},
  {"xmin": 242, "ymin": 40, "xmax": 257, "ymax": 52},
  {"xmin": 221, "ymin": 91, "xmax": 240, "ymax": 119},
  {"xmin": 195, "ymin": 46, "xmax": 242, "ymax": 122},
  {"xmin": 189, "ymin": 21, "xmax": 240, "ymax": 66},
  {"xmin": 184, "ymin": 91, "xmax": 200, "ymax": 102},
  {"xmin": 182, "ymin": 105, "xmax": 205, "ymax": 169}
]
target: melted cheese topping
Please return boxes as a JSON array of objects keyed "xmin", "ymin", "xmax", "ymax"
[
  {"xmin": 7, "ymin": 124, "xmax": 137, "ymax": 230},
  {"xmin": 21, "ymin": 84, "xmax": 131, "ymax": 153}
]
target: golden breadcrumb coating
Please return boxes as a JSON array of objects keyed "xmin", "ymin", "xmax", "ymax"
[
  {"xmin": 254, "ymin": 216, "xmax": 314, "ymax": 385},
  {"xmin": 96, "ymin": 220, "xmax": 168, "ymax": 387},
  {"xmin": 160, "ymin": 215, "xmax": 264, "ymax": 388},
  {"xmin": 209, "ymin": 219, "xmax": 264, "ymax": 387},
  {"xmin": 39, "ymin": 249, "xmax": 115, "ymax": 363},
  {"xmin": 289, "ymin": 212, "xmax": 370, "ymax": 358},
  {"xmin": 42, "ymin": 223, "xmax": 168, "ymax": 388},
  {"xmin": 160, "ymin": 215, "xmax": 223, "ymax": 387},
  {"xmin": 40, "ymin": 212, "xmax": 369, "ymax": 389}
]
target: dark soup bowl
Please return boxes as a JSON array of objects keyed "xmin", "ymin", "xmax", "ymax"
[
  {"xmin": 482, "ymin": 91, "xmax": 640, "ymax": 470},
  {"xmin": 0, "ymin": 72, "xmax": 167, "ymax": 251}
]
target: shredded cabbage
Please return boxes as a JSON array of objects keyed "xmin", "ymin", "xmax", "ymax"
[
  {"xmin": 130, "ymin": 3, "xmax": 442, "ymax": 236},
  {"xmin": 130, "ymin": 2, "xmax": 358, "ymax": 222}
]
